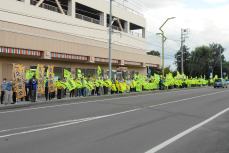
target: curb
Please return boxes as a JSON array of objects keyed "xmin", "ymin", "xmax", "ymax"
[{"xmin": 0, "ymin": 87, "xmax": 208, "ymax": 111}]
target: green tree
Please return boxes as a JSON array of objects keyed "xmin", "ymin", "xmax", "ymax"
[
  {"xmin": 164, "ymin": 66, "xmax": 172, "ymax": 75},
  {"xmin": 176, "ymin": 43, "xmax": 226, "ymax": 78},
  {"xmin": 174, "ymin": 45, "xmax": 191, "ymax": 75},
  {"xmin": 147, "ymin": 50, "xmax": 160, "ymax": 57},
  {"xmin": 189, "ymin": 45, "xmax": 211, "ymax": 77},
  {"xmin": 209, "ymin": 43, "xmax": 225, "ymax": 77}
]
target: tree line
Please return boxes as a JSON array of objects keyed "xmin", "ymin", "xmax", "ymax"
[{"xmin": 174, "ymin": 43, "xmax": 229, "ymax": 79}]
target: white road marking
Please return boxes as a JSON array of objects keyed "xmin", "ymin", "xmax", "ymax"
[
  {"xmin": 145, "ymin": 107, "xmax": 229, "ymax": 153},
  {"xmin": 0, "ymin": 89, "xmax": 227, "ymax": 138},
  {"xmin": 148, "ymin": 90, "xmax": 227, "ymax": 108},
  {"xmin": 0, "ymin": 117, "xmax": 93, "ymax": 133},
  {"xmin": 0, "ymin": 108, "xmax": 141, "ymax": 138},
  {"xmin": 0, "ymin": 88, "xmax": 204, "ymax": 114}
]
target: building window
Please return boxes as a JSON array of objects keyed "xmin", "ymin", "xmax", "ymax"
[
  {"xmin": 130, "ymin": 23, "xmax": 145, "ymax": 38},
  {"xmin": 30, "ymin": 0, "xmax": 68, "ymax": 15},
  {"xmin": 75, "ymin": 2, "xmax": 103, "ymax": 25},
  {"xmin": 107, "ymin": 15, "xmax": 127, "ymax": 32}
]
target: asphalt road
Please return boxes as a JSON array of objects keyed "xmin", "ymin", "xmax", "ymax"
[{"xmin": 0, "ymin": 87, "xmax": 229, "ymax": 153}]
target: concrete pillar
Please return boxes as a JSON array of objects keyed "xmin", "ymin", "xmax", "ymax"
[
  {"xmin": 100, "ymin": 12, "xmax": 105, "ymax": 26},
  {"xmin": 124, "ymin": 22, "xmax": 129, "ymax": 33},
  {"xmin": 68, "ymin": 0, "xmax": 75, "ymax": 18},
  {"xmin": 142, "ymin": 28, "xmax": 146, "ymax": 38}
]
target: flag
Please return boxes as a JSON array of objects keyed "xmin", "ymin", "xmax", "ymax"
[
  {"xmin": 64, "ymin": 69, "xmax": 72, "ymax": 79},
  {"xmin": 47, "ymin": 65, "xmax": 55, "ymax": 93},
  {"xmin": 65, "ymin": 79, "xmax": 76, "ymax": 91},
  {"xmin": 36, "ymin": 64, "xmax": 45, "ymax": 94},
  {"xmin": 97, "ymin": 66, "xmax": 102, "ymax": 76},
  {"xmin": 13, "ymin": 64, "xmax": 26, "ymax": 99},
  {"xmin": 77, "ymin": 69, "xmax": 82, "ymax": 78}
]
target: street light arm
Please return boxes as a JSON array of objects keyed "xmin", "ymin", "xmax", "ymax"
[{"xmin": 159, "ymin": 17, "xmax": 176, "ymax": 32}]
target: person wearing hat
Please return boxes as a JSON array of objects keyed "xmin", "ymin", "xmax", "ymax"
[{"xmin": 29, "ymin": 75, "xmax": 37, "ymax": 102}]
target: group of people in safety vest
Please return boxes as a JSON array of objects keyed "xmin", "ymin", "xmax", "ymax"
[{"xmin": 1, "ymin": 66, "xmax": 212, "ymax": 104}]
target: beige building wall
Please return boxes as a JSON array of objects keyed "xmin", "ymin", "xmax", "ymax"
[
  {"xmin": 0, "ymin": 21, "xmax": 160, "ymax": 64},
  {"xmin": 0, "ymin": 0, "xmax": 160, "ymax": 82},
  {"xmin": 0, "ymin": 0, "xmax": 147, "ymax": 52}
]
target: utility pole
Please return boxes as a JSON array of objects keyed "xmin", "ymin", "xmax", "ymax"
[
  {"xmin": 180, "ymin": 28, "xmax": 189, "ymax": 74},
  {"xmin": 157, "ymin": 17, "xmax": 176, "ymax": 78},
  {"xmin": 220, "ymin": 48, "xmax": 223, "ymax": 78},
  {"xmin": 161, "ymin": 33, "xmax": 166, "ymax": 78},
  {"xmin": 108, "ymin": 0, "xmax": 113, "ymax": 79}
]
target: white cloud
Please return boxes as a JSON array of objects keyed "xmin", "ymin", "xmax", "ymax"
[
  {"xmin": 203, "ymin": 0, "xmax": 228, "ymax": 4},
  {"xmin": 139, "ymin": 0, "xmax": 229, "ymax": 70}
]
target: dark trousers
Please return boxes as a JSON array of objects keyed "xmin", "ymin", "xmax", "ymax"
[
  {"xmin": 45, "ymin": 87, "xmax": 49, "ymax": 101},
  {"xmin": 12, "ymin": 92, "xmax": 16, "ymax": 104},
  {"xmin": 57, "ymin": 89, "xmax": 62, "ymax": 99},
  {"xmin": 76, "ymin": 89, "xmax": 82, "ymax": 97},
  {"xmin": 96, "ymin": 87, "xmax": 100, "ymax": 96},
  {"xmin": 111, "ymin": 90, "xmax": 116, "ymax": 94},
  {"xmin": 81, "ymin": 87, "xmax": 86, "ymax": 97},
  {"xmin": 91, "ymin": 89, "xmax": 95, "ymax": 96},
  {"xmin": 70, "ymin": 90, "xmax": 74, "ymax": 97},
  {"xmin": 1, "ymin": 91, "xmax": 5, "ymax": 104},
  {"xmin": 103, "ymin": 86, "xmax": 108, "ymax": 95},
  {"xmin": 30, "ymin": 90, "xmax": 36, "ymax": 102}
]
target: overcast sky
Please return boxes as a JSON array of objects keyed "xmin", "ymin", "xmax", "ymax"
[{"xmin": 122, "ymin": 0, "xmax": 229, "ymax": 70}]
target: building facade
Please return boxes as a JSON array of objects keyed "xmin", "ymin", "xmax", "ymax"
[{"xmin": 0, "ymin": 0, "xmax": 160, "ymax": 81}]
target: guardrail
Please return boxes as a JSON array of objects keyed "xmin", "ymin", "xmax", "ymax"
[{"xmin": 75, "ymin": 13, "xmax": 101, "ymax": 25}]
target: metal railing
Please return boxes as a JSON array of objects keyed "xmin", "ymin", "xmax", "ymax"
[
  {"xmin": 130, "ymin": 31, "xmax": 142, "ymax": 38},
  {"xmin": 112, "ymin": 25, "xmax": 121, "ymax": 31},
  {"xmin": 75, "ymin": 13, "xmax": 101, "ymax": 25},
  {"xmin": 31, "ymin": 0, "xmax": 68, "ymax": 15}
]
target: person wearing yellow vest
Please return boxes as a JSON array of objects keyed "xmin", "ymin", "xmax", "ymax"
[
  {"xmin": 130, "ymin": 79, "xmax": 136, "ymax": 92},
  {"xmin": 103, "ymin": 77, "xmax": 112, "ymax": 95},
  {"xmin": 95, "ymin": 77, "xmax": 104, "ymax": 96},
  {"xmin": 111, "ymin": 78, "xmax": 117, "ymax": 94},
  {"xmin": 81, "ymin": 77, "xmax": 87, "ymax": 97},
  {"xmin": 75, "ymin": 78, "xmax": 82, "ymax": 97}
]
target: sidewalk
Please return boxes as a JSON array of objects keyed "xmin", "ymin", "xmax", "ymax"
[{"xmin": 0, "ymin": 87, "xmax": 207, "ymax": 111}]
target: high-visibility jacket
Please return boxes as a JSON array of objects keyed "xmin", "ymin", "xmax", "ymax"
[
  {"xmin": 75, "ymin": 79, "xmax": 82, "ymax": 89},
  {"xmin": 111, "ymin": 84, "xmax": 117, "ymax": 91}
]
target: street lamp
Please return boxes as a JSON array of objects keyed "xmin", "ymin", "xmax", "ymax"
[
  {"xmin": 157, "ymin": 17, "xmax": 176, "ymax": 78},
  {"xmin": 108, "ymin": 0, "xmax": 113, "ymax": 80}
]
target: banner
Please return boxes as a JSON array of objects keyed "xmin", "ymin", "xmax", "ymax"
[
  {"xmin": 47, "ymin": 65, "xmax": 55, "ymax": 93},
  {"xmin": 13, "ymin": 64, "xmax": 26, "ymax": 99},
  {"xmin": 64, "ymin": 69, "xmax": 72, "ymax": 79},
  {"xmin": 77, "ymin": 69, "xmax": 82, "ymax": 78},
  {"xmin": 65, "ymin": 79, "xmax": 76, "ymax": 91},
  {"xmin": 97, "ymin": 66, "xmax": 102, "ymax": 76},
  {"xmin": 25, "ymin": 70, "xmax": 35, "ymax": 80},
  {"xmin": 36, "ymin": 64, "xmax": 45, "ymax": 94}
]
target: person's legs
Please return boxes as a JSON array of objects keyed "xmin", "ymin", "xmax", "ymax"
[
  {"xmin": 49, "ymin": 93, "xmax": 51, "ymax": 100},
  {"xmin": 45, "ymin": 87, "xmax": 48, "ymax": 101},
  {"xmin": 4, "ymin": 90, "xmax": 10, "ymax": 105},
  {"xmin": 96, "ymin": 87, "xmax": 99, "ymax": 96},
  {"xmin": 8, "ymin": 91, "xmax": 12, "ymax": 104},
  {"xmin": 78, "ymin": 88, "xmax": 82, "ymax": 97},
  {"xmin": 12, "ymin": 92, "xmax": 16, "ymax": 104},
  {"xmin": 1, "ymin": 91, "xmax": 5, "ymax": 104},
  {"xmin": 83, "ymin": 88, "xmax": 86, "ymax": 97}
]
